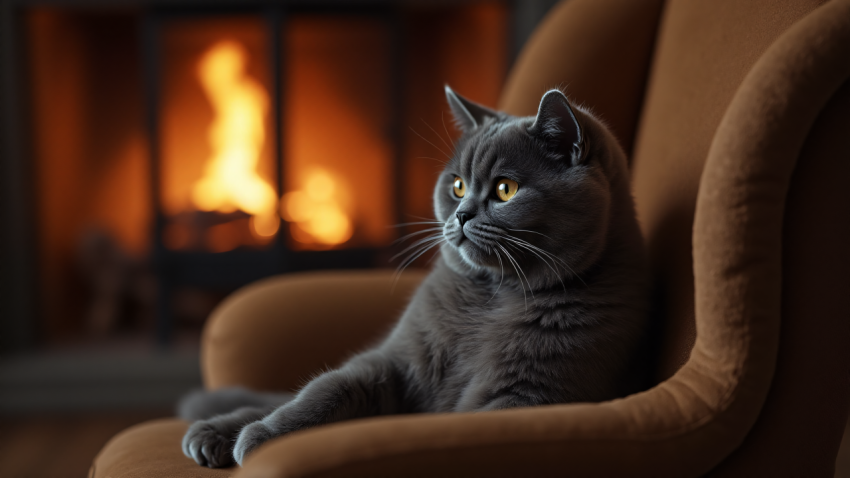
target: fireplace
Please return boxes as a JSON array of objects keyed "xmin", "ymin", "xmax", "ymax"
[
  {"xmin": 153, "ymin": 11, "xmax": 398, "ymax": 252},
  {"xmin": 3, "ymin": 1, "xmax": 511, "ymax": 349}
]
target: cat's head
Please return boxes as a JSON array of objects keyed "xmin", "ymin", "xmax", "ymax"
[{"xmin": 434, "ymin": 87, "xmax": 625, "ymax": 284}]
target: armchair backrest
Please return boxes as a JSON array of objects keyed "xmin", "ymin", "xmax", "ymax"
[{"xmin": 501, "ymin": 0, "xmax": 850, "ymax": 474}]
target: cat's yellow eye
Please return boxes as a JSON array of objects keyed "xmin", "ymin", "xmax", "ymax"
[
  {"xmin": 453, "ymin": 176, "xmax": 466, "ymax": 198},
  {"xmin": 496, "ymin": 178, "xmax": 519, "ymax": 202}
]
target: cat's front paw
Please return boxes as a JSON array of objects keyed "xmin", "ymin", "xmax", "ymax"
[
  {"xmin": 233, "ymin": 420, "xmax": 276, "ymax": 465},
  {"xmin": 182, "ymin": 419, "xmax": 238, "ymax": 468}
]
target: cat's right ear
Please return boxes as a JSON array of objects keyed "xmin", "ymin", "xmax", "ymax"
[{"xmin": 445, "ymin": 85, "xmax": 498, "ymax": 133}]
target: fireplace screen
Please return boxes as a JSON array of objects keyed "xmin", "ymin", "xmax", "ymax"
[{"xmin": 156, "ymin": 14, "xmax": 395, "ymax": 253}]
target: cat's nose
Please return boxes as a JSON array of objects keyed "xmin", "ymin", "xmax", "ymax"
[{"xmin": 456, "ymin": 211, "xmax": 473, "ymax": 227}]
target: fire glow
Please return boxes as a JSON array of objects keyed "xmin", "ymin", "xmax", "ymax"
[
  {"xmin": 191, "ymin": 40, "xmax": 279, "ymax": 239},
  {"xmin": 282, "ymin": 169, "xmax": 353, "ymax": 246},
  {"xmin": 190, "ymin": 40, "xmax": 354, "ymax": 249}
]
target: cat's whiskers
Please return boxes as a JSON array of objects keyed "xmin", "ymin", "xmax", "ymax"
[
  {"xmin": 501, "ymin": 237, "xmax": 565, "ymax": 276},
  {"xmin": 497, "ymin": 232, "xmax": 570, "ymax": 271},
  {"xmin": 485, "ymin": 246, "xmax": 505, "ymax": 305},
  {"xmin": 405, "ymin": 214, "xmax": 443, "ymax": 223},
  {"xmin": 391, "ymin": 221, "xmax": 444, "ymax": 228},
  {"xmin": 409, "ymin": 126, "xmax": 452, "ymax": 159},
  {"xmin": 502, "ymin": 240, "xmax": 548, "ymax": 293},
  {"xmin": 505, "ymin": 227, "xmax": 557, "ymax": 242},
  {"xmin": 397, "ymin": 237, "xmax": 443, "ymax": 272},
  {"xmin": 440, "ymin": 112, "xmax": 454, "ymax": 152},
  {"xmin": 393, "ymin": 239, "xmax": 444, "ymax": 289},
  {"xmin": 469, "ymin": 224, "xmax": 541, "ymax": 307},
  {"xmin": 475, "ymin": 222, "xmax": 583, "ymax": 292},
  {"xmin": 393, "ymin": 227, "xmax": 445, "ymax": 246},
  {"xmin": 391, "ymin": 234, "xmax": 445, "ymax": 291},
  {"xmin": 421, "ymin": 119, "xmax": 454, "ymax": 156},
  {"xmin": 417, "ymin": 156, "xmax": 449, "ymax": 166},
  {"xmin": 502, "ymin": 242, "xmax": 535, "ymax": 308},
  {"xmin": 494, "ymin": 242, "xmax": 531, "ymax": 312},
  {"xmin": 503, "ymin": 235, "xmax": 587, "ymax": 287},
  {"xmin": 391, "ymin": 233, "xmax": 445, "ymax": 262},
  {"xmin": 502, "ymin": 238, "xmax": 567, "ymax": 294}
]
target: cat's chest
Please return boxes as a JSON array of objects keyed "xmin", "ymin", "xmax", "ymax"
[
  {"xmin": 415, "ymin": 273, "xmax": 579, "ymax": 368},
  {"xmin": 435, "ymin": 298, "xmax": 532, "ymax": 362},
  {"xmin": 437, "ymin": 290, "xmax": 584, "ymax": 369}
]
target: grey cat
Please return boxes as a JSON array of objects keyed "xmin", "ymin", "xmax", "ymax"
[{"xmin": 181, "ymin": 87, "xmax": 651, "ymax": 468}]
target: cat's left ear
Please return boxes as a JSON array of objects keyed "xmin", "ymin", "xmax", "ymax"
[
  {"xmin": 528, "ymin": 90, "xmax": 585, "ymax": 166},
  {"xmin": 445, "ymin": 85, "xmax": 499, "ymax": 133}
]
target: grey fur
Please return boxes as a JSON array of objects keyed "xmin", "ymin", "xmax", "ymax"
[
  {"xmin": 177, "ymin": 387, "xmax": 293, "ymax": 421},
  {"xmin": 182, "ymin": 87, "xmax": 651, "ymax": 468}
]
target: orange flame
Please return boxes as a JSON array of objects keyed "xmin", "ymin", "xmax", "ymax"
[
  {"xmin": 281, "ymin": 169, "xmax": 353, "ymax": 246},
  {"xmin": 192, "ymin": 40, "xmax": 279, "ymax": 239}
]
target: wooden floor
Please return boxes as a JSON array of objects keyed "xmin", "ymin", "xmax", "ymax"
[
  {"xmin": 1, "ymin": 411, "xmax": 849, "ymax": 477},
  {"xmin": 0, "ymin": 411, "xmax": 169, "ymax": 478}
]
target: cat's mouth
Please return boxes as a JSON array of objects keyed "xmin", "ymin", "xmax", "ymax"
[{"xmin": 449, "ymin": 225, "xmax": 502, "ymax": 269}]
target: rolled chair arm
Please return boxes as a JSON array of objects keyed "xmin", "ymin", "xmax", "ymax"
[
  {"xmin": 231, "ymin": 1, "xmax": 850, "ymax": 476},
  {"xmin": 202, "ymin": 269, "xmax": 428, "ymax": 393}
]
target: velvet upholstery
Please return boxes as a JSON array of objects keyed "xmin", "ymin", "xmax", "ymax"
[
  {"xmin": 202, "ymin": 270, "xmax": 429, "ymax": 393},
  {"xmin": 88, "ymin": 419, "xmax": 231, "ymax": 478},
  {"xmin": 91, "ymin": 1, "xmax": 850, "ymax": 476}
]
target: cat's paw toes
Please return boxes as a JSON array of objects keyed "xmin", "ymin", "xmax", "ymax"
[
  {"xmin": 182, "ymin": 420, "xmax": 236, "ymax": 468},
  {"xmin": 233, "ymin": 420, "xmax": 275, "ymax": 465}
]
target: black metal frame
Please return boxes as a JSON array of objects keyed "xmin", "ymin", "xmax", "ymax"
[
  {"xmin": 0, "ymin": 0, "xmax": 37, "ymax": 355},
  {"xmin": 141, "ymin": 4, "xmax": 404, "ymax": 345}
]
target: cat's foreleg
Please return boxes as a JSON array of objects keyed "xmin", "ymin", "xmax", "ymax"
[
  {"xmin": 182, "ymin": 405, "xmax": 274, "ymax": 468},
  {"xmin": 232, "ymin": 351, "xmax": 404, "ymax": 465},
  {"xmin": 178, "ymin": 386, "xmax": 293, "ymax": 421}
]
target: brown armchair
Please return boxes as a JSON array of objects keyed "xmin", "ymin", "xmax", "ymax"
[{"xmin": 91, "ymin": 0, "xmax": 850, "ymax": 476}]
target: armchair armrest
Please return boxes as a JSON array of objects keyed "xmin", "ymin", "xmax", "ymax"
[{"xmin": 202, "ymin": 269, "xmax": 428, "ymax": 393}]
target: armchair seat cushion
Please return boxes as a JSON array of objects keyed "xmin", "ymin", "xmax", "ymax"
[{"xmin": 90, "ymin": 419, "xmax": 233, "ymax": 478}]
